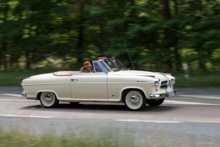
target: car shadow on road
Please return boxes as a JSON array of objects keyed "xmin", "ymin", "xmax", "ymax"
[{"xmin": 21, "ymin": 103, "xmax": 178, "ymax": 113}]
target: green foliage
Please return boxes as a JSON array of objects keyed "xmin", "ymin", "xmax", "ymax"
[{"xmin": 0, "ymin": 0, "xmax": 220, "ymax": 73}]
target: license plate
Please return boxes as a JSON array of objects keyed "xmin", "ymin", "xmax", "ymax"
[{"xmin": 167, "ymin": 91, "xmax": 175, "ymax": 97}]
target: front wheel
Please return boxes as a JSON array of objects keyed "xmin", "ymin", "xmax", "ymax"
[
  {"xmin": 40, "ymin": 92, "xmax": 59, "ymax": 108},
  {"xmin": 147, "ymin": 98, "xmax": 164, "ymax": 106},
  {"xmin": 124, "ymin": 90, "xmax": 146, "ymax": 111}
]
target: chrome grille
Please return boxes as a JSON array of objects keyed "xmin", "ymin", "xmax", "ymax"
[{"xmin": 160, "ymin": 81, "xmax": 167, "ymax": 89}]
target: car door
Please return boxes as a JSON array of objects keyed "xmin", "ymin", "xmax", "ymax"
[{"xmin": 70, "ymin": 61, "xmax": 108, "ymax": 100}]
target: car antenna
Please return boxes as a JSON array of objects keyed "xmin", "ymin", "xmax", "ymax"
[{"xmin": 124, "ymin": 44, "xmax": 135, "ymax": 70}]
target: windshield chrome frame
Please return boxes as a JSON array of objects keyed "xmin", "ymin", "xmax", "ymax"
[
  {"xmin": 99, "ymin": 60, "xmax": 112, "ymax": 72},
  {"xmin": 93, "ymin": 60, "xmax": 107, "ymax": 73},
  {"xmin": 93, "ymin": 58, "xmax": 127, "ymax": 73}
]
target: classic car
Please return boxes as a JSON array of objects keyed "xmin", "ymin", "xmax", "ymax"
[{"xmin": 21, "ymin": 57, "xmax": 176, "ymax": 111}]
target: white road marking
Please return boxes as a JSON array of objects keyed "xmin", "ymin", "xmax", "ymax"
[
  {"xmin": 1, "ymin": 93, "xmax": 22, "ymax": 97},
  {"xmin": 178, "ymin": 95, "xmax": 220, "ymax": 99},
  {"xmin": 115, "ymin": 119, "xmax": 181, "ymax": 123},
  {"xmin": 165, "ymin": 100, "xmax": 220, "ymax": 105},
  {"xmin": 0, "ymin": 99, "xmax": 33, "ymax": 102},
  {"xmin": 0, "ymin": 114, "xmax": 54, "ymax": 118}
]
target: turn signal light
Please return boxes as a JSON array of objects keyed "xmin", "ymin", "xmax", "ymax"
[{"xmin": 149, "ymin": 75, "xmax": 155, "ymax": 78}]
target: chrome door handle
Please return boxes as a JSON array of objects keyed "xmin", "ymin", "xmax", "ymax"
[{"xmin": 71, "ymin": 79, "xmax": 78, "ymax": 82}]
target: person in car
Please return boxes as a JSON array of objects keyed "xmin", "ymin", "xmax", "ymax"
[{"xmin": 80, "ymin": 61, "xmax": 92, "ymax": 73}]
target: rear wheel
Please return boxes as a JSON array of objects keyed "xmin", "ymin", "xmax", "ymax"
[
  {"xmin": 147, "ymin": 98, "xmax": 164, "ymax": 106},
  {"xmin": 40, "ymin": 92, "xmax": 59, "ymax": 108},
  {"xmin": 124, "ymin": 90, "xmax": 146, "ymax": 111}
]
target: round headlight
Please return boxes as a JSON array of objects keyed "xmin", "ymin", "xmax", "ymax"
[{"xmin": 154, "ymin": 80, "xmax": 160, "ymax": 87}]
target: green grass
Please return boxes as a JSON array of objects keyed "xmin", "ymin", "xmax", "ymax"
[
  {"xmin": 0, "ymin": 129, "xmax": 135, "ymax": 147},
  {"xmin": 0, "ymin": 128, "xmax": 216, "ymax": 147},
  {"xmin": 0, "ymin": 69, "xmax": 220, "ymax": 87}
]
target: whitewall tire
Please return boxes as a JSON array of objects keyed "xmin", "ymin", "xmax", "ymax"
[
  {"xmin": 40, "ymin": 92, "xmax": 59, "ymax": 108},
  {"xmin": 124, "ymin": 90, "xmax": 146, "ymax": 111}
]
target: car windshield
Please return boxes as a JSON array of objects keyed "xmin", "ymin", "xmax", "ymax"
[{"xmin": 100, "ymin": 58, "xmax": 128, "ymax": 72}]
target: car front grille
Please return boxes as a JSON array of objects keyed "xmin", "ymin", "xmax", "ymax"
[{"xmin": 160, "ymin": 81, "xmax": 168, "ymax": 89}]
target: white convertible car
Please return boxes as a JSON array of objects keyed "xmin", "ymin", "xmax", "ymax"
[{"xmin": 21, "ymin": 57, "xmax": 176, "ymax": 111}]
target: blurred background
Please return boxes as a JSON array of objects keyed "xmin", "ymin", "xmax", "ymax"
[{"xmin": 0, "ymin": 0, "xmax": 220, "ymax": 86}]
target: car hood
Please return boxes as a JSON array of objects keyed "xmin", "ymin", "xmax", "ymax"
[{"xmin": 108, "ymin": 70, "xmax": 170, "ymax": 81}]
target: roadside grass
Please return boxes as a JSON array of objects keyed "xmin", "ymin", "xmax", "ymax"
[
  {"xmin": 0, "ymin": 129, "xmax": 136, "ymax": 147},
  {"xmin": 0, "ymin": 128, "xmax": 216, "ymax": 147},
  {"xmin": 0, "ymin": 69, "xmax": 220, "ymax": 87}
]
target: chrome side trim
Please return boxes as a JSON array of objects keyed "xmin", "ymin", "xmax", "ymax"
[
  {"xmin": 23, "ymin": 82, "xmax": 153, "ymax": 86},
  {"xmin": 108, "ymin": 82, "xmax": 153, "ymax": 84},
  {"xmin": 72, "ymin": 82, "xmax": 106, "ymax": 84},
  {"xmin": 71, "ymin": 82, "xmax": 152, "ymax": 84},
  {"xmin": 22, "ymin": 82, "xmax": 70, "ymax": 86}
]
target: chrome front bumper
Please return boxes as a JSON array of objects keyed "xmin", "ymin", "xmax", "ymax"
[
  {"xmin": 21, "ymin": 92, "xmax": 26, "ymax": 98},
  {"xmin": 150, "ymin": 91, "xmax": 176, "ymax": 99}
]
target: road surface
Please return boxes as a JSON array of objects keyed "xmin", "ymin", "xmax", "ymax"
[{"xmin": 0, "ymin": 86, "xmax": 220, "ymax": 147}]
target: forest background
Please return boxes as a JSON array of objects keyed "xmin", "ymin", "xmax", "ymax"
[{"xmin": 0, "ymin": 0, "xmax": 220, "ymax": 86}]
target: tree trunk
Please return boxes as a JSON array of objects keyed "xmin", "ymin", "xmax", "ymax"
[
  {"xmin": 199, "ymin": 60, "xmax": 206, "ymax": 69},
  {"xmin": 162, "ymin": 0, "xmax": 173, "ymax": 70},
  {"xmin": 2, "ymin": 0, "xmax": 9, "ymax": 71},
  {"xmin": 15, "ymin": 52, "xmax": 21, "ymax": 69},
  {"xmin": 10, "ymin": 52, "xmax": 14, "ymax": 70},
  {"xmin": 25, "ymin": 50, "xmax": 31, "ymax": 70},
  {"xmin": 2, "ymin": 42, "xmax": 7, "ymax": 71},
  {"xmin": 98, "ymin": 0, "xmax": 104, "ymax": 55},
  {"xmin": 173, "ymin": 0, "xmax": 182, "ymax": 71},
  {"xmin": 162, "ymin": 0, "xmax": 171, "ymax": 19},
  {"xmin": 76, "ymin": 0, "xmax": 85, "ymax": 65},
  {"xmin": 0, "ymin": 48, "xmax": 2, "ymax": 68},
  {"xmin": 129, "ymin": 0, "xmax": 135, "ymax": 18}
]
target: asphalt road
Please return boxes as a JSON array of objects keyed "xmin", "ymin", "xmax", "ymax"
[{"xmin": 0, "ymin": 86, "xmax": 220, "ymax": 147}]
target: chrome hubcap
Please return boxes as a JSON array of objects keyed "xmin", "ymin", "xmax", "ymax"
[
  {"xmin": 44, "ymin": 93, "xmax": 53, "ymax": 103},
  {"xmin": 125, "ymin": 91, "xmax": 144, "ymax": 110},
  {"xmin": 130, "ymin": 95, "xmax": 140, "ymax": 106}
]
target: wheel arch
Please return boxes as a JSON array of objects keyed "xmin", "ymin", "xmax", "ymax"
[
  {"xmin": 36, "ymin": 90, "xmax": 59, "ymax": 100},
  {"xmin": 120, "ymin": 87, "xmax": 147, "ymax": 103}
]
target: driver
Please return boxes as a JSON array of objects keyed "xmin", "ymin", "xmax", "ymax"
[{"xmin": 80, "ymin": 61, "xmax": 92, "ymax": 73}]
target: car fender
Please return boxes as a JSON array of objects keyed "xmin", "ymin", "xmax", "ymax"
[
  {"xmin": 119, "ymin": 86, "xmax": 148, "ymax": 101},
  {"xmin": 35, "ymin": 90, "xmax": 60, "ymax": 100}
]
